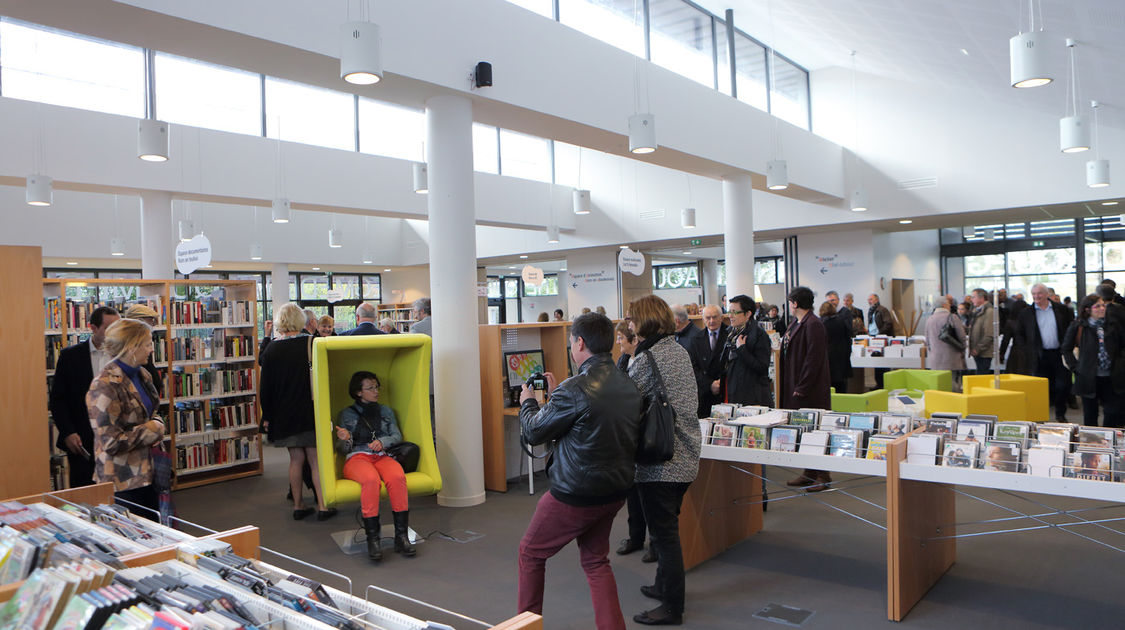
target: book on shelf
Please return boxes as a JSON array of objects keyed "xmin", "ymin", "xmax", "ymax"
[
  {"xmin": 175, "ymin": 435, "xmax": 259, "ymax": 472},
  {"xmin": 982, "ymin": 440, "xmax": 1022, "ymax": 472},
  {"xmin": 169, "ymin": 299, "xmax": 251, "ymax": 326},
  {"xmin": 169, "ymin": 368, "xmax": 254, "ymax": 398},
  {"xmin": 941, "ymin": 439, "xmax": 978, "ymax": 468}
]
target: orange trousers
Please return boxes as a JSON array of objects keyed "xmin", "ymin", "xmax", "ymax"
[{"xmin": 342, "ymin": 453, "xmax": 408, "ymax": 517}]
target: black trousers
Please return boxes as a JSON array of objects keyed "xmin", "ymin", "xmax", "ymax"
[
  {"xmin": 831, "ymin": 380, "xmax": 848, "ymax": 395},
  {"xmin": 1082, "ymin": 376, "xmax": 1122, "ymax": 428},
  {"xmin": 115, "ymin": 484, "xmax": 160, "ymax": 522},
  {"xmin": 874, "ymin": 368, "xmax": 888, "ymax": 390},
  {"xmin": 636, "ymin": 481, "xmax": 691, "ymax": 615},
  {"xmin": 66, "ymin": 450, "xmax": 95, "ymax": 489},
  {"xmin": 624, "ymin": 485, "xmax": 647, "ymax": 544},
  {"xmin": 1035, "ymin": 349, "xmax": 1069, "ymax": 419},
  {"xmin": 974, "ymin": 357, "xmax": 992, "ymax": 375}
]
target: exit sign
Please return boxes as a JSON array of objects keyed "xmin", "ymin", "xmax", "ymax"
[
  {"xmin": 689, "ymin": 238, "xmax": 702, "ymax": 246},
  {"xmin": 1033, "ymin": 240, "xmax": 1045, "ymax": 247}
]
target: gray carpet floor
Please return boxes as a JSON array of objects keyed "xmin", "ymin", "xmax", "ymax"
[{"xmin": 172, "ymin": 444, "xmax": 1125, "ymax": 629}]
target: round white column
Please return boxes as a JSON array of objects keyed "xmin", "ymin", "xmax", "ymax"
[
  {"xmin": 722, "ymin": 174, "xmax": 755, "ymax": 301},
  {"xmin": 701, "ymin": 258, "xmax": 720, "ymax": 306},
  {"xmin": 139, "ymin": 191, "xmax": 174, "ymax": 279},
  {"xmin": 426, "ymin": 94, "xmax": 485, "ymax": 507},
  {"xmin": 270, "ymin": 263, "xmax": 289, "ymax": 315}
]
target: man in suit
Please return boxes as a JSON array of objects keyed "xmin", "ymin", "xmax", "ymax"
[
  {"xmin": 672, "ymin": 304, "xmax": 707, "ymax": 416},
  {"xmin": 1017, "ymin": 282, "xmax": 1074, "ymax": 421},
  {"xmin": 49, "ymin": 306, "xmax": 120, "ymax": 488},
  {"xmin": 341, "ymin": 302, "xmax": 384, "ymax": 336},
  {"xmin": 409, "ymin": 298, "xmax": 432, "ymax": 336},
  {"xmin": 694, "ymin": 304, "xmax": 730, "ymax": 418},
  {"xmin": 867, "ymin": 293, "xmax": 896, "ymax": 389}
]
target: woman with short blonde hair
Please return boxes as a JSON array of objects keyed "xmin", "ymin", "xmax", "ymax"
[
  {"xmin": 87, "ymin": 318, "xmax": 165, "ymax": 520},
  {"xmin": 260, "ymin": 302, "xmax": 333, "ymax": 520},
  {"xmin": 317, "ymin": 315, "xmax": 336, "ymax": 337}
]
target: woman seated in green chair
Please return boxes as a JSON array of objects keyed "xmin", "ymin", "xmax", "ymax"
[{"xmin": 334, "ymin": 370, "xmax": 416, "ymax": 562}]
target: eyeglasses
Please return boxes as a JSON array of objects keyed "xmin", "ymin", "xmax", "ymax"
[
  {"xmin": 362, "ymin": 384, "xmax": 380, "ymax": 391},
  {"xmin": 728, "ymin": 309, "xmax": 745, "ymax": 315},
  {"xmin": 1092, "ymin": 303, "xmax": 1107, "ymax": 309}
]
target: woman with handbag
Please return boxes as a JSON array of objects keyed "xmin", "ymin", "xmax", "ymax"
[
  {"xmin": 626, "ymin": 295, "xmax": 700, "ymax": 626},
  {"xmin": 924, "ymin": 296, "xmax": 968, "ymax": 387},
  {"xmin": 1062, "ymin": 295, "xmax": 1124, "ymax": 427},
  {"xmin": 334, "ymin": 370, "xmax": 416, "ymax": 561},
  {"xmin": 87, "ymin": 318, "xmax": 166, "ymax": 521},
  {"xmin": 259, "ymin": 303, "xmax": 333, "ymax": 521}
]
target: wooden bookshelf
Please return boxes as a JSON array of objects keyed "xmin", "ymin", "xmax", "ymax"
[
  {"xmin": 41, "ymin": 278, "xmax": 263, "ymax": 491},
  {"xmin": 377, "ymin": 301, "xmax": 415, "ymax": 332}
]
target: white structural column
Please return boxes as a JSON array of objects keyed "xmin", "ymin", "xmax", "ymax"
[
  {"xmin": 722, "ymin": 174, "xmax": 755, "ymax": 300},
  {"xmin": 701, "ymin": 259, "xmax": 720, "ymax": 307},
  {"xmin": 270, "ymin": 263, "xmax": 289, "ymax": 316},
  {"xmin": 139, "ymin": 191, "xmax": 174, "ymax": 279},
  {"xmin": 426, "ymin": 95, "xmax": 485, "ymax": 507}
]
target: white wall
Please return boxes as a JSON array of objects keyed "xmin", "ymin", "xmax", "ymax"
[
  {"xmin": 796, "ymin": 229, "xmax": 876, "ymax": 305},
  {"xmin": 521, "ymin": 293, "xmax": 565, "ymax": 323},
  {"xmin": 566, "ymin": 250, "xmax": 621, "ymax": 318}
]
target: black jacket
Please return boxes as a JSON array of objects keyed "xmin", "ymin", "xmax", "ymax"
[
  {"xmin": 49, "ymin": 341, "xmax": 96, "ymax": 450},
  {"xmin": 1062, "ymin": 318, "xmax": 1125, "ymax": 397},
  {"xmin": 258, "ymin": 336, "xmax": 315, "ymax": 441},
  {"xmin": 1016, "ymin": 302, "xmax": 1075, "ymax": 374},
  {"xmin": 519, "ymin": 353, "xmax": 642, "ymax": 506},
  {"xmin": 822, "ymin": 313, "xmax": 854, "ymax": 384},
  {"xmin": 724, "ymin": 323, "xmax": 773, "ymax": 406},
  {"xmin": 340, "ymin": 322, "xmax": 384, "ymax": 336},
  {"xmin": 689, "ymin": 324, "xmax": 729, "ymax": 416}
]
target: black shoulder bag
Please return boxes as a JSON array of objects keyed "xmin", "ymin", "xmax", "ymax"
[
  {"xmin": 359, "ymin": 403, "xmax": 421, "ymax": 473},
  {"xmin": 939, "ymin": 313, "xmax": 965, "ymax": 352},
  {"xmin": 636, "ymin": 350, "xmax": 676, "ymax": 464}
]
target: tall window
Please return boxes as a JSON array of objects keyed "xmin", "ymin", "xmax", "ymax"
[
  {"xmin": 500, "ymin": 129, "xmax": 552, "ymax": 182},
  {"xmin": 264, "ymin": 77, "xmax": 355, "ymax": 151},
  {"xmin": 0, "ymin": 20, "xmax": 144, "ymax": 117},
  {"xmin": 473, "ymin": 123, "xmax": 500, "ymax": 174},
  {"xmin": 358, "ymin": 99, "xmax": 425, "ymax": 161},
  {"xmin": 154, "ymin": 53, "xmax": 261, "ymax": 135},
  {"xmin": 649, "ymin": 0, "xmax": 715, "ymax": 89},
  {"xmin": 552, "ymin": 141, "xmax": 581, "ymax": 187},
  {"xmin": 524, "ymin": 275, "xmax": 559, "ymax": 296},
  {"xmin": 733, "ymin": 32, "xmax": 768, "ymax": 112},
  {"xmin": 769, "ymin": 54, "xmax": 810, "ymax": 130},
  {"xmin": 558, "ymin": 0, "xmax": 645, "ymax": 57}
]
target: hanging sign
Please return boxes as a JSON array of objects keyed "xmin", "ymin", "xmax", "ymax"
[
  {"xmin": 618, "ymin": 248, "xmax": 645, "ymax": 276},
  {"xmin": 521, "ymin": 265, "xmax": 545, "ymax": 286},
  {"xmin": 326, "ymin": 289, "xmax": 345, "ymax": 303},
  {"xmin": 175, "ymin": 234, "xmax": 212, "ymax": 275},
  {"xmin": 476, "ymin": 281, "xmax": 489, "ymax": 297}
]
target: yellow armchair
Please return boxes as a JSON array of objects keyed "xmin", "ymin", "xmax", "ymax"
[
  {"xmin": 924, "ymin": 388, "xmax": 1027, "ymax": 422},
  {"xmin": 962, "ymin": 374, "xmax": 1050, "ymax": 423},
  {"xmin": 312, "ymin": 335, "xmax": 441, "ymax": 508}
]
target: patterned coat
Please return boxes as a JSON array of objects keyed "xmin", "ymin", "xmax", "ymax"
[
  {"xmin": 86, "ymin": 362, "xmax": 163, "ymax": 491},
  {"xmin": 629, "ymin": 336, "xmax": 701, "ymax": 484}
]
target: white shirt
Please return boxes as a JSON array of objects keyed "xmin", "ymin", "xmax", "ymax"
[{"xmin": 89, "ymin": 339, "xmax": 113, "ymax": 377}]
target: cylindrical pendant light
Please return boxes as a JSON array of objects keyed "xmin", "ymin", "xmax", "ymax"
[
  {"xmin": 110, "ymin": 237, "xmax": 125, "ymax": 257},
  {"xmin": 272, "ymin": 198, "xmax": 291, "ymax": 223},
  {"xmin": 628, "ymin": 113, "xmax": 656, "ymax": 154},
  {"xmin": 25, "ymin": 174, "xmax": 52, "ymax": 206},
  {"xmin": 681, "ymin": 207, "xmax": 696, "ymax": 229},
  {"xmin": 1010, "ymin": 30, "xmax": 1052, "ymax": 88},
  {"xmin": 546, "ymin": 225, "xmax": 560, "ymax": 244},
  {"xmin": 1088, "ymin": 159, "xmax": 1110, "ymax": 188},
  {"xmin": 573, "ymin": 189, "xmax": 591, "ymax": 215},
  {"xmin": 340, "ymin": 21, "xmax": 382, "ymax": 85},
  {"xmin": 249, "ymin": 243, "xmax": 263, "ymax": 260},
  {"xmin": 137, "ymin": 119, "xmax": 169, "ymax": 162},
  {"xmin": 850, "ymin": 187, "xmax": 868, "ymax": 212},
  {"xmin": 1060, "ymin": 116, "xmax": 1090, "ymax": 153},
  {"xmin": 412, "ymin": 162, "xmax": 428, "ymax": 194},
  {"xmin": 362, "ymin": 250, "xmax": 373, "ymax": 264},
  {"xmin": 178, "ymin": 220, "xmax": 194, "ymax": 242},
  {"xmin": 329, "ymin": 226, "xmax": 343, "ymax": 248},
  {"xmin": 766, "ymin": 160, "xmax": 789, "ymax": 190}
]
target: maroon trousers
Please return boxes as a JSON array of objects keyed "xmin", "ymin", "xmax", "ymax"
[{"xmin": 517, "ymin": 492, "xmax": 627, "ymax": 630}]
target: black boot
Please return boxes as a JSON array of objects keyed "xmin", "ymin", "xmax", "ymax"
[
  {"xmin": 393, "ymin": 511, "xmax": 416, "ymax": 557},
  {"xmin": 363, "ymin": 516, "xmax": 382, "ymax": 562}
]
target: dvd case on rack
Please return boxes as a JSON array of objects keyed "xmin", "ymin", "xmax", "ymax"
[
  {"xmin": 941, "ymin": 439, "xmax": 978, "ymax": 468},
  {"xmin": 798, "ymin": 430, "xmax": 830, "ymax": 455},
  {"xmin": 740, "ymin": 426, "xmax": 769, "ymax": 449},
  {"xmin": 710, "ymin": 424, "xmax": 737, "ymax": 447},
  {"xmin": 1067, "ymin": 449, "xmax": 1113, "ymax": 481},
  {"xmin": 866, "ymin": 435, "xmax": 894, "ymax": 461},
  {"xmin": 769, "ymin": 426, "xmax": 801, "ymax": 452},
  {"xmin": 925, "ymin": 418, "xmax": 957, "ymax": 435},
  {"xmin": 1027, "ymin": 445, "xmax": 1067, "ymax": 477},
  {"xmin": 878, "ymin": 414, "xmax": 911, "ymax": 436},
  {"xmin": 818, "ymin": 412, "xmax": 848, "ymax": 431},
  {"xmin": 982, "ymin": 440, "xmax": 1021, "ymax": 472},
  {"xmin": 847, "ymin": 413, "xmax": 878, "ymax": 432}
]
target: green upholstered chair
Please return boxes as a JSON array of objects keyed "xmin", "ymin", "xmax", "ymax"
[
  {"xmin": 884, "ymin": 369, "xmax": 952, "ymax": 393},
  {"xmin": 830, "ymin": 388, "xmax": 890, "ymax": 413},
  {"xmin": 312, "ymin": 335, "xmax": 441, "ymax": 508}
]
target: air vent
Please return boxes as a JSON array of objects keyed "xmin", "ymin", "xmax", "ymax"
[
  {"xmin": 639, "ymin": 209, "xmax": 666, "ymax": 221},
  {"xmin": 897, "ymin": 177, "xmax": 938, "ymax": 190}
]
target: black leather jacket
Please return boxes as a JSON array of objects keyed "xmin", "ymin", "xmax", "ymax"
[{"xmin": 520, "ymin": 353, "xmax": 642, "ymax": 506}]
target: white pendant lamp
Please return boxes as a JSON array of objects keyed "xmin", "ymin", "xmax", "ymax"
[
  {"xmin": 681, "ymin": 207, "xmax": 696, "ymax": 229},
  {"xmin": 766, "ymin": 160, "xmax": 789, "ymax": 190},
  {"xmin": 272, "ymin": 198, "xmax": 291, "ymax": 223},
  {"xmin": 1088, "ymin": 101, "xmax": 1110, "ymax": 188},
  {"xmin": 329, "ymin": 225, "xmax": 343, "ymax": 248},
  {"xmin": 628, "ymin": 113, "xmax": 656, "ymax": 154},
  {"xmin": 138, "ymin": 118, "xmax": 169, "ymax": 162},
  {"xmin": 249, "ymin": 242, "xmax": 263, "ymax": 260},
  {"xmin": 412, "ymin": 162, "xmax": 428, "ymax": 194},
  {"xmin": 362, "ymin": 250, "xmax": 373, "ymax": 264},
  {"xmin": 1010, "ymin": 1, "xmax": 1051, "ymax": 89},
  {"xmin": 1060, "ymin": 39, "xmax": 1089, "ymax": 153},
  {"xmin": 110, "ymin": 237, "xmax": 125, "ymax": 257},
  {"xmin": 546, "ymin": 225, "xmax": 560, "ymax": 244},
  {"xmin": 340, "ymin": 21, "xmax": 382, "ymax": 85},
  {"xmin": 573, "ymin": 189, "xmax": 591, "ymax": 215},
  {"xmin": 26, "ymin": 174, "xmax": 52, "ymax": 206},
  {"xmin": 850, "ymin": 187, "xmax": 868, "ymax": 212},
  {"xmin": 178, "ymin": 219, "xmax": 194, "ymax": 242}
]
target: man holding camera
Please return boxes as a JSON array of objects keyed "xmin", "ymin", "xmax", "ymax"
[{"xmin": 516, "ymin": 312, "xmax": 643, "ymax": 630}]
